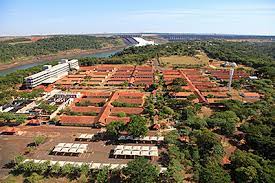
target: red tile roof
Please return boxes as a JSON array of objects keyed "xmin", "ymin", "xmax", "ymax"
[
  {"xmin": 70, "ymin": 106, "xmax": 102, "ymax": 113},
  {"xmin": 241, "ymin": 92, "xmax": 261, "ymax": 98},
  {"xmin": 170, "ymin": 92, "xmax": 194, "ymax": 97}
]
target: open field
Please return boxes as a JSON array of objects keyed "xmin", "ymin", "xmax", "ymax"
[{"xmin": 160, "ymin": 52, "xmax": 209, "ymax": 67}]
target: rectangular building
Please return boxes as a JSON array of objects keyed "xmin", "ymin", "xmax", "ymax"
[{"xmin": 24, "ymin": 59, "xmax": 79, "ymax": 88}]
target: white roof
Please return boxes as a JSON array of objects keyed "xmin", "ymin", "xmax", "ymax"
[
  {"xmin": 132, "ymin": 150, "xmax": 140, "ymax": 156},
  {"xmin": 122, "ymin": 150, "xmax": 132, "ymax": 155},
  {"xmin": 142, "ymin": 136, "xmax": 150, "ymax": 141},
  {"xmin": 91, "ymin": 163, "xmax": 101, "ymax": 169},
  {"xmin": 79, "ymin": 134, "xmax": 87, "ymax": 138},
  {"xmin": 120, "ymin": 164, "xmax": 127, "ymax": 168},
  {"xmin": 133, "ymin": 136, "xmax": 141, "ymax": 141},
  {"xmin": 79, "ymin": 144, "xmax": 88, "ymax": 149},
  {"xmin": 72, "ymin": 144, "xmax": 80, "ymax": 148},
  {"xmin": 101, "ymin": 163, "xmax": 110, "ymax": 168},
  {"xmin": 150, "ymin": 136, "xmax": 158, "ymax": 141},
  {"xmin": 69, "ymin": 148, "xmax": 78, "ymax": 153},
  {"xmin": 53, "ymin": 147, "xmax": 62, "ymax": 152},
  {"xmin": 110, "ymin": 164, "xmax": 120, "ymax": 169},
  {"xmin": 64, "ymin": 143, "xmax": 73, "ymax": 148},
  {"xmin": 141, "ymin": 146, "xmax": 150, "ymax": 151},
  {"xmin": 132, "ymin": 146, "xmax": 141, "ymax": 150},
  {"xmin": 33, "ymin": 159, "xmax": 41, "ymax": 163},
  {"xmin": 149, "ymin": 151, "xmax": 158, "ymax": 157},
  {"xmin": 115, "ymin": 145, "xmax": 124, "ymax": 150},
  {"xmin": 86, "ymin": 134, "xmax": 94, "ymax": 139},
  {"xmin": 61, "ymin": 148, "xmax": 70, "ymax": 153},
  {"xmin": 114, "ymin": 149, "xmax": 123, "ymax": 155},
  {"xmin": 157, "ymin": 136, "xmax": 164, "ymax": 141},
  {"xmin": 77, "ymin": 149, "xmax": 86, "ymax": 154},
  {"xmin": 124, "ymin": 145, "xmax": 132, "ymax": 150},
  {"xmin": 126, "ymin": 135, "xmax": 133, "ymax": 140},
  {"xmin": 23, "ymin": 159, "xmax": 30, "ymax": 163},
  {"xmin": 50, "ymin": 161, "xmax": 57, "ymax": 166},
  {"xmin": 118, "ymin": 136, "xmax": 126, "ymax": 140},
  {"xmin": 140, "ymin": 151, "xmax": 150, "ymax": 156},
  {"xmin": 150, "ymin": 146, "xmax": 158, "ymax": 151},
  {"xmin": 58, "ymin": 161, "xmax": 66, "ymax": 166},
  {"xmin": 56, "ymin": 143, "xmax": 66, "ymax": 148}
]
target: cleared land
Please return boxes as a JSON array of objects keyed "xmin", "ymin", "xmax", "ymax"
[
  {"xmin": 160, "ymin": 52, "xmax": 209, "ymax": 68},
  {"xmin": 0, "ymin": 125, "xmax": 162, "ymax": 180}
]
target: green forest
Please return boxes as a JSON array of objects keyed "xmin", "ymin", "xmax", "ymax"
[{"xmin": 0, "ymin": 35, "xmax": 124, "ymax": 63}]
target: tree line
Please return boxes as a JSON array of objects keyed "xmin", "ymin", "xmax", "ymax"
[{"xmin": 0, "ymin": 35, "xmax": 124, "ymax": 63}]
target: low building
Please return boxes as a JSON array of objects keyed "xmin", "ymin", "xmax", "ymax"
[{"xmin": 240, "ymin": 92, "xmax": 261, "ymax": 99}]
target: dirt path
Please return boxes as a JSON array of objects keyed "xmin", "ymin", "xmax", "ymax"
[{"xmin": 220, "ymin": 135, "xmax": 237, "ymax": 165}]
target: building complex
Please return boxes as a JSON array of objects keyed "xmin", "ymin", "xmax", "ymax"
[{"xmin": 24, "ymin": 59, "xmax": 79, "ymax": 88}]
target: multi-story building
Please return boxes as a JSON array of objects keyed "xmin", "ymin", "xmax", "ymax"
[{"xmin": 24, "ymin": 59, "xmax": 79, "ymax": 88}]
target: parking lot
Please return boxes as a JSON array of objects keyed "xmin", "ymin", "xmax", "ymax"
[{"xmin": 0, "ymin": 125, "xmax": 163, "ymax": 178}]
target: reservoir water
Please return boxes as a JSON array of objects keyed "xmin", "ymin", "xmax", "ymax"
[{"xmin": 0, "ymin": 49, "xmax": 122, "ymax": 76}]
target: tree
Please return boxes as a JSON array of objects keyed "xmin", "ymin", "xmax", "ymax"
[
  {"xmin": 0, "ymin": 112, "xmax": 15, "ymax": 123},
  {"xmin": 193, "ymin": 129, "xmax": 224, "ymax": 163},
  {"xmin": 171, "ymin": 78, "xmax": 187, "ymax": 86},
  {"xmin": 185, "ymin": 116, "xmax": 207, "ymax": 130},
  {"xmin": 14, "ymin": 155, "xmax": 25, "ymax": 165},
  {"xmin": 95, "ymin": 167, "xmax": 109, "ymax": 183},
  {"xmin": 207, "ymin": 111, "xmax": 239, "ymax": 135},
  {"xmin": 161, "ymin": 106, "xmax": 174, "ymax": 116},
  {"xmin": 24, "ymin": 173, "xmax": 44, "ymax": 183},
  {"xmin": 235, "ymin": 166, "xmax": 257, "ymax": 183},
  {"xmin": 33, "ymin": 135, "xmax": 46, "ymax": 147},
  {"xmin": 15, "ymin": 114, "xmax": 27, "ymax": 124},
  {"xmin": 199, "ymin": 161, "xmax": 231, "ymax": 183},
  {"xmin": 122, "ymin": 158, "xmax": 159, "ymax": 183},
  {"xmin": 165, "ymin": 158, "xmax": 184, "ymax": 183},
  {"xmin": 187, "ymin": 94, "xmax": 197, "ymax": 101},
  {"xmin": 61, "ymin": 164, "xmax": 74, "ymax": 176},
  {"xmin": 50, "ymin": 163, "xmax": 61, "ymax": 177},
  {"xmin": 106, "ymin": 121, "xmax": 125, "ymax": 138},
  {"xmin": 164, "ymin": 130, "xmax": 180, "ymax": 145},
  {"xmin": 127, "ymin": 115, "xmax": 148, "ymax": 137},
  {"xmin": 170, "ymin": 85, "xmax": 184, "ymax": 92},
  {"xmin": 80, "ymin": 164, "xmax": 90, "ymax": 177},
  {"xmin": 117, "ymin": 112, "xmax": 126, "ymax": 117},
  {"xmin": 230, "ymin": 150, "xmax": 275, "ymax": 183},
  {"xmin": 144, "ymin": 103, "xmax": 155, "ymax": 116}
]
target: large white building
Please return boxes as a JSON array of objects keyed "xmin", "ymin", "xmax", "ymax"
[{"xmin": 25, "ymin": 59, "xmax": 79, "ymax": 88}]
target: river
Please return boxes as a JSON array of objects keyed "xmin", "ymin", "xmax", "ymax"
[{"xmin": 0, "ymin": 49, "xmax": 122, "ymax": 76}]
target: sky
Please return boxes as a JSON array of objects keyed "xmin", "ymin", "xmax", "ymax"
[{"xmin": 0, "ymin": 0, "xmax": 275, "ymax": 36}]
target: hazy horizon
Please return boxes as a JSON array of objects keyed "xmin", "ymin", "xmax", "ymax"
[{"xmin": 1, "ymin": 0, "xmax": 275, "ymax": 36}]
